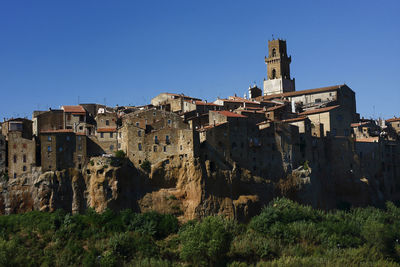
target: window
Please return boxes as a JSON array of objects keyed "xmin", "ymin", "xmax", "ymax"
[
  {"xmin": 272, "ymin": 48, "xmax": 276, "ymax": 57},
  {"xmin": 136, "ymin": 122, "xmax": 140, "ymax": 127},
  {"xmin": 79, "ymin": 115, "xmax": 84, "ymax": 122},
  {"xmin": 67, "ymin": 114, "xmax": 71, "ymax": 120},
  {"xmin": 106, "ymin": 120, "xmax": 110, "ymax": 126},
  {"xmin": 66, "ymin": 136, "xmax": 70, "ymax": 141},
  {"xmin": 23, "ymin": 155, "xmax": 26, "ymax": 163},
  {"xmin": 153, "ymin": 112, "xmax": 156, "ymax": 116},
  {"xmin": 23, "ymin": 166, "xmax": 26, "ymax": 172},
  {"xmin": 47, "ymin": 146, "xmax": 51, "ymax": 152},
  {"xmin": 78, "ymin": 136, "xmax": 82, "ymax": 141},
  {"xmin": 59, "ymin": 147, "xmax": 63, "ymax": 152},
  {"xmin": 154, "ymin": 136, "xmax": 158, "ymax": 144},
  {"xmin": 119, "ymin": 132, "xmax": 122, "ymax": 138},
  {"xmin": 167, "ymin": 119, "xmax": 171, "ymax": 125},
  {"xmin": 153, "ymin": 146, "xmax": 157, "ymax": 152},
  {"xmin": 180, "ymin": 145, "xmax": 183, "ymax": 150},
  {"xmin": 331, "ymin": 128, "xmax": 337, "ymax": 136},
  {"xmin": 271, "ymin": 69, "xmax": 276, "ymax": 79},
  {"xmin": 315, "ymin": 98, "xmax": 321, "ymax": 103},
  {"xmin": 163, "ymin": 146, "xmax": 167, "ymax": 152},
  {"xmin": 13, "ymin": 155, "xmax": 17, "ymax": 163},
  {"xmin": 166, "ymin": 135, "xmax": 170, "ymax": 144},
  {"xmin": 14, "ymin": 173, "xmax": 16, "ymax": 179},
  {"xmin": 78, "ymin": 145, "xmax": 82, "ymax": 151},
  {"xmin": 110, "ymin": 132, "xmax": 113, "ymax": 138},
  {"xmin": 100, "ymin": 133, "xmax": 104, "ymax": 138},
  {"xmin": 138, "ymin": 143, "xmax": 142, "ymax": 151},
  {"xmin": 110, "ymin": 145, "xmax": 114, "ymax": 150},
  {"xmin": 118, "ymin": 143, "xmax": 121, "ymax": 148},
  {"xmin": 138, "ymin": 130, "xmax": 141, "ymax": 137},
  {"xmin": 47, "ymin": 136, "xmax": 52, "ymax": 141}
]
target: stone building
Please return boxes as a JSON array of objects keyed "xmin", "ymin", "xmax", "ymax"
[
  {"xmin": 120, "ymin": 109, "xmax": 199, "ymax": 167},
  {"xmin": 263, "ymin": 39, "xmax": 295, "ymax": 95},
  {"xmin": 94, "ymin": 111, "xmax": 118, "ymax": 154},
  {"xmin": 61, "ymin": 105, "xmax": 88, "ymax": 134},
  {"xmin": 6, "ymin": 119, "xmax": 36, "ymax": 179},
  {"xmin": 298, "ymin": 105, "xmax": 353, "ymax": 137},
  {"xmin": 32, "ymin": 109, "xmax": 64, "ymax": 136},
  {"xmin": 351, "ymin": 120, "xmax": 381, "ymax": 139},
  {"xmin": 386, "ymin": 117, "xmax": 400, "ymax": 135},
  {"xmin": 40, "ymin": 130, "xmax": 87, "ymax": 171},
  {"xmin": 151, "ymin": 93, "xmax": 201, "ymax": 113},
  {"xmin": 213, "ymin": 96, "xmax": 260, "ymax": 111},
  {"xmin": 1, "ymin": 118, "xmax": 33, "ymax": 140},
  {"xmin": 199, "ymin": 110, "xmax": 302, "ymax": 178},
  {"xmin": 0, "ymin": 133, "xmax": 6, "ymax": 175}
]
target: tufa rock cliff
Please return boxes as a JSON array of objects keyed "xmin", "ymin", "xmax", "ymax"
[{"xmin": 0, "ymin": 155, "xmax": 394, "ymax": 221}]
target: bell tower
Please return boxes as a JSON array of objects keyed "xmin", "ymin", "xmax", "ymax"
[{"xmin": 263, "ymin": 39, "xmax": 295, "ymax": 95}]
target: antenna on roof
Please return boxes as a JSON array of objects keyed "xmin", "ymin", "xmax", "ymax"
[{"xmin": 272, "ymin": 34, "xmax": 274, "ymax": 40}]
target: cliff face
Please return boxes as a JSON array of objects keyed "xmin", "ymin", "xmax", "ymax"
[{"xmin": 0, "ymin": 155, "xmax": 394, "ymax": 221}]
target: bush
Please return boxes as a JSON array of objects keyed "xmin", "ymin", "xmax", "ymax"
[
  {"xmin": 114, "ymin": 150, "xmax": 126, "ymax": 159},
  {"xmin": 140, "ymin": 160, "xmax": 151, "ymax": 173},
  {"xmin": 179, "ymin": 216, "xmax": 233, "ymax": 266}
]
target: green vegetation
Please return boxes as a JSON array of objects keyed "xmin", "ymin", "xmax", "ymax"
[
  {"xmin": 0, "ymin": 198, "xmax": 400, "ymax": 266},
  {"xmin": 114, "ymin": 150, "xmax": 126, "ymax": 159},
  {"xmin": 140, "ymin": 160, "xmax": 151, "ymax": 173}
]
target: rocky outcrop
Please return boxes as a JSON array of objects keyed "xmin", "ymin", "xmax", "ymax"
[{"xmin": 0, "ymin": 155, "xmax": 395, "ymax": 221}]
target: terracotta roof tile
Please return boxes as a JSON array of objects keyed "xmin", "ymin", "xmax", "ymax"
[
  {"xmin": 281, "ymin": 116, "xmax": 307, "ymax": 123},
  {"xmin": 62, "ymin": 105, "xmax": 86, "ymax": 113},
  {"xmin": 351, "ymin": 122, "xmax": 370, "ymax": 127},
  {"xmin": 194, "ymin": 101, "xmax": 221, "ymax": 106},
  {"xmin": 266, "ymin": 104, "xmax": 286, "ymax": 111},
  {"xmin": 355, "ymin": 137, "xmax": 379, "ymax": 143},
  {"xmin": 97, "ymin": 127, "xmax": 117, "ymax": 133},
  {"xmin": 299, "ymin": 105, "xmax": 340, "ymax": 116},
  {"xmin": 40, "ymin": 129, "xmax": 74, "ymax": 134},
  {"xmin": 256, "ymin": 84, "xmax": 345, "ymax": 100},
  {"xmin": 386, "ymin": 117, "xmax": 400, "ymax": 123},
  {"xmin": 212, "ymin": 110, "xmax": 247, "ymax": 118},
  {"xmin": 198, "ymin": 122, "xmax": 228, "ymax": 131}
]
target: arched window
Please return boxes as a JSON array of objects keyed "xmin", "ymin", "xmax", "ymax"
[
  {"xmin": 272, "ymin": 69, "xmax": 276, "ymax": 79},
  {"xmin": 272, "ymin": 48, "xmax": 276, "ymax": 57}
]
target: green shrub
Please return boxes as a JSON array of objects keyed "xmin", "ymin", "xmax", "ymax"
[
  {"xmin": 114, "ymin": 150, "xmax": 126, "ymax": 159},
  {"xmin": 179, "ymin": 216, "xmax": 233, "ymax": 266},
  {"xmin": 140, "ymin": 160, "xmax": 151, "ymax": 173}
]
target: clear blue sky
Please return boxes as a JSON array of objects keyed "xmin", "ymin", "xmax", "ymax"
[{"xmin": 1, "ymin": 0, "xmax": 399, "ymax": 119}]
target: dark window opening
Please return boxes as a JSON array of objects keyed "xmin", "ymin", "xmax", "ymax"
[{"xmin": 272, "ymin": 69, "xmax": 276, "ymax": 79}]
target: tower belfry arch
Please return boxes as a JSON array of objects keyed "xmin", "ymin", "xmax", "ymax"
[{"xmin": 263, "ymin": 39, "xmax": 295, "ymax": 95}]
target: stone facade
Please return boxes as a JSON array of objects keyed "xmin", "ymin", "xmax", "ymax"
[
  {"xmin": 387, "ymin": 118, "xmax": 400, "ymax": 134},
  {"xmin": 40, "ymin": 130, "xmax": 87, "ymax": 172},
  {"xmin": 151, "ymin": 93, "xmax": 201, "ymax": 113},
  {"xmin": 62, "ymin": 105, "xmax": 87, "ymax": 134},
  {"xmin": 32, "ymin": 109, "xmax": 64, "ymax": 136},
  {"xmin": 0, "ymin": 133, "xmax": 6, "ymax": 175},
  {"xmin": 94, "ymin": 111, "xmax": 118, "ymax": 154},
  {"xmin": 263, "ymin": 39, "xmax": 295, "ymax": 95},
  {"xmin": 8, "ymin": 131, "xmax": 36, "ymax": 179},
  {"xmin": 120, "ymin": 109, "xmax": 199, "ymax": 167}
]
